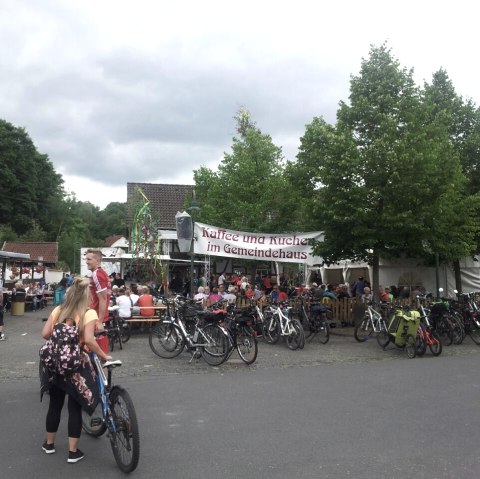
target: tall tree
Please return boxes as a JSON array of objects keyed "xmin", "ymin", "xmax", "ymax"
[
  {"xmin": 194, "ymin": 108, "xmax": 292, "ymax": 233},
  {"xmin": 293, "ymin": 44, "xmax": 478, "ymax": 295},
  {"xmin": 423, "ymin": 69, "xmax": 480, "ymax": 289}
]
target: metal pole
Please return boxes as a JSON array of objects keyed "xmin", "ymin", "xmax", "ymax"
[
  {"xmin": 435, "ymin": 252, "xmax": 440, "ymax": 297},
  {"xmin": 190, "ymin": 231, "xmax": 195, "ymax": 298}
]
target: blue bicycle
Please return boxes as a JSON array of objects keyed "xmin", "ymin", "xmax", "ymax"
[{"xmin": 81, "ymin": 351, "xmax": 140, "ymax": 473}]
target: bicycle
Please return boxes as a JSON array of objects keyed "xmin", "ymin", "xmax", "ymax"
[
  {"xmin": 456, "ymin": 292, "xmax": 480, "ymax": 345},
  {"xmin": 81, "ymin": 350, "xmax": 140, "ymax": 473},
  {"xmin": 354, "ymin": 302, "xmax": 389, "ymax": 343},
  {"xmin": 263, "ymin": 302, "xmax": 305, "ymax": 350},
  {"xmin": 149, "ymin": 296, "xmax": 230, "ymax": 366},
  {"xmin": 106, "ymin": 306, "xmax": 131, "ymax": 352},
  {"xmin": 415, "ymin": 303, "xmax": 442, "ymax": 356},
  {"xmin": 223, "ymin": 305, "xmax": 258, "ymax": 365}
]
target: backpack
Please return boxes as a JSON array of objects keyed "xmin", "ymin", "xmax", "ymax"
[{"xmin": 39, "ymin": 322, "xmax": 82, "ymax": 375}]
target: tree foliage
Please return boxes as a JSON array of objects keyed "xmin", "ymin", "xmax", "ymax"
[
  {"xmin": 290, "ymin": 44, "xmax": 480, "ymax": 292},
  {"xmin": 193, "ymin": 108, "xmax": 293, "ymax": 233}
]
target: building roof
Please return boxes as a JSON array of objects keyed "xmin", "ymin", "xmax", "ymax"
[
  {"xmin": 105, "ymin": 235, "xmax": 128, "ymax": 248},
  {"xmin": 127, "ymin": 183, "xmax": 194, "ymax": 230},
  {"xmin": 1, "ymin": 241, "xmax": 58, "ymax": 263}
]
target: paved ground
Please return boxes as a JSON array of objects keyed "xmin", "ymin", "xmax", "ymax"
[
  {"xmin": 1, "ymin": 305, "xmax": 479, "ymax": 382},
  {"xmin": 2, "ymin": 307, "xmax": 480, "ymax": 478}
]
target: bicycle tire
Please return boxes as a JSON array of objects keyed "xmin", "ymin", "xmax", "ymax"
[
  {"xmin": 109, "ymin": 387, "xmax": 140, "ymax": 473},
  {"xmin": 428, "ymin": 331, "xmax": 442, "ymax": 356},
  {"xmin": 468, "ymin": 321, "xmax": 480, "ymax": 345},
  {"xmin": 82, "ymin": 404, "xmax": 107, "ymax": 437},
  {"xmin": 354, "ymin": 317, "xmax": 373, "ymax": 342},
  {"xmin": 201, "ymin": 324, "xmax": 229, "ymax": 366},
  {"xmin": 449, "ymin": 313, "xmax": 464, "ymax": 345},
  {"xmin": 109, "ymin": 331, "xmax": 115, "ymax": 352},
  {"xmin": 286, "ymin": 318, "xmax": 304, "ymax": 350},
  {"xmin": 120, "ymin": 319, "xmax": 131, "ymax": 343},
  {"xmin": 405, "ymin": 334, "xmax": 417, "ymax": 359},
  {"xmin": 415, "ymin": 327, "xmax": 427, "ymax": 357},
  {"xmin": 236, "ymin": 326, "xmax": 258, "ymax": 365},
  {"xmin": 376, "ymin": 330, "xmax": 390, "ymax": 349},
  {"xmin": 263, "ymin": 316, "xmax": 281, "ymax": 344},
  {"xmin": 436, "ymin": 316, "xmax": 453, "ymax": 346},
  {"xmin": 149, "ymin": 322, "xmax": 185, "ymax": 358},
  {"xmin": 316, "ymin": 318, "xmax": 330, "ymax": 344}
]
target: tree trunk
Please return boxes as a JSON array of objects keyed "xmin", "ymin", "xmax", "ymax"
[{"xmin": 453, "ymin": 259, "xmax": 462, "ymax": 293}]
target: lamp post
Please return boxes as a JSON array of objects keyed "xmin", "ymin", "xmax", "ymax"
[
  {"xmin": 187, "ymin": 193, "xmax": 200, "ymax": 298},
  {"xmin": 175, "ymin": 192, "xmax": 200, "ymax": 298}
]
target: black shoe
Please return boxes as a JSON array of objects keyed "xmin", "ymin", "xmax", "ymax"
[
  {"xmin": 42, "ymin": 441, "xmax": 55, "ymax": 454},
  {"xmin": 67, "ymin": 449, "xmax": 84, "ymax": 463}
]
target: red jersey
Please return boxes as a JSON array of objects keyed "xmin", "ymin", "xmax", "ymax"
[{"xmin": 89, "ymin": 267, "xmax": 111, "ymax": 321}]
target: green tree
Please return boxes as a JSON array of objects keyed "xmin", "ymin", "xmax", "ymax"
[
  {"xmin": 193, "ymin": 108, "xmax": 292, "ymax": 233},
  {"xmin": 0, "ymin": 119, "xmax": 64, "ymax": 234},
  {"xmin": 294, "ymin": 44, "xmax": 478, "ymax": 295},
  {"xmin": 423, "ymin": 69, "xmax": 480, "ymax": 289}
]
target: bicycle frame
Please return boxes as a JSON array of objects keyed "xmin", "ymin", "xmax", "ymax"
[
  {"xmin": 89, "ymin": 352, "xmax": 118, "ymax": 433},
  {"xmin": 269, "ymin": 304, "xmax": 296, "ymax": 336},
  {"xmin": 366, "ymin": 304, "xmax": 386, "ymax": 333}
]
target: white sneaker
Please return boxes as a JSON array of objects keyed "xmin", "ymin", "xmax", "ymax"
[{"xmin": 0, "ymin": 334, "xmax": 6, "ymax": 341}]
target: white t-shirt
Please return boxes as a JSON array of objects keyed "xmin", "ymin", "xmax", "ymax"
[{"xmin": 116, "ymin": 294, "xmax": 133, "ymax": 318}]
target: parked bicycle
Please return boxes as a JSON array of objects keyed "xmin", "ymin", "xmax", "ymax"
[
  {"xmin": 454, "ymin": 291, "xmax": 480, "ymax": 345},
  {"xmin": 149, "ymin": 296, "xmax": 230, "ymax": 366},
  {"xmin": 81, "ymin": 349, "xmax": 140, "ymax": 473},
  {"xmin": 415, "ymin": 302, "xmax": 442, "ymax": 356},
  {"xmin": 354, "ymin": 302, "xmax": 389, "ymax": 343},
  {"xmin": 223, "ymin": 304, "xmax": 258, "ymax": 364},
  {"xmin": 292, "ymin": 298, "xmax": 330, "ymax": 344},
  {"xmin": 106, "ymin": 306, "xmax": 131, "ymax": 352},
  {"xmin": 263, "ymin": 302, "xmax": 305, "ymax": 350}
]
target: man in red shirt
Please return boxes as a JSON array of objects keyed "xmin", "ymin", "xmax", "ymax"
[{"xmin": 85, "ymin": 248, "xmax": 111, "ymax": 353}]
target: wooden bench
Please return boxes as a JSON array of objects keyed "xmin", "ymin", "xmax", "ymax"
[{"xmin": 125, "ymin": 315, "xmax": 160, "ymax": 323}]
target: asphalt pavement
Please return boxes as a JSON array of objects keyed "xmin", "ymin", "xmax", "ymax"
[{"xmin": 1, "ymin": 307, "xmax": 480, "ymax": 478}]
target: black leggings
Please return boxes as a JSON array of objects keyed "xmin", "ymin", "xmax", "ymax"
[{"xmin": 46, "ymin": 385, "xmax": 82, "ymax": 438}]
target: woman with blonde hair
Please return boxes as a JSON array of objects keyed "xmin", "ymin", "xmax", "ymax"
[{"xmin": 41, "ymin": 277, "xmax": 112, "ymax": 463}]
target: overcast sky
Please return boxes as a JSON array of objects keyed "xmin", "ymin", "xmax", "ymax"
[{"xmin": 1, "ymin": 0, "xmax": 478, "ymax": 209}]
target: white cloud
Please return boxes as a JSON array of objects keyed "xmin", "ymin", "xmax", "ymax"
[{"xmin": 1, "ymin": 0, "xmax": 479, "ymax": 208}]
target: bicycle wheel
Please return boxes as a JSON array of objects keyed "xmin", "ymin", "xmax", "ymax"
[
  {"xmin": 263, "ymin": 316, "xmax": 281, "ymax": 344},
  {"xmin": 109, "ymin": 387, "xmax": 140, "ymax": 473},
  {"xmin": 435, "ymin": 316, "xmax": 453, "ymax": 346},
  {"xmin": 354, "ymin": 317, "xmax": 373, "ymax": 342},
  {"xmin": 149, "ymin": 322, "xmax": 185, "ymax": 358},
  {"xmin": 415, "ymin": 327, "xmax": 427, "ymax": 357},
  {"xmin": 120, "ymin": 319, "xmax": 131, "ymax": 343},
  {"xmin": 236, "ymin": 326, "xmax": 258, "ymax": 365},
  {"xmin": 405, "ymin": 334, "xmax": 417, "ymax": 359},
  {"xmin": 376, "ymin": 331, "xmax": 390, "ymax": 349},
  {"xmin": 201, "ymin": 324, "xmax": 229, "ymax": 366},
  {"xmin": 109, "ymin": 331, "xmax": 116, "ymax": 352},
  {"xmin": 468, "ymin": 320, "xmax": 480, "ymax": 345},
  {"xmin": 448, "ymin": 314, "xmax": 464, "ymax": 345},
  {"xmin": 428, "ymin": 331, "xmax": 442, "ymax": 356},
  {"xmin": 312, "ymin": 317, "xmax": 330, "ymax": 344},
  {"xmin": 82, "ymin": 404, "xmax": 106, "ymax": 437},
  {"xmin": 286, "ymin": 319, "xmax": 304, "ymax": 350}
]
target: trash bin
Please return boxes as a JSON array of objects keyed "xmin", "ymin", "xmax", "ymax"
[{"xmin": 12, "ymin": 291, "xmax": 26, "ymax": 316}]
